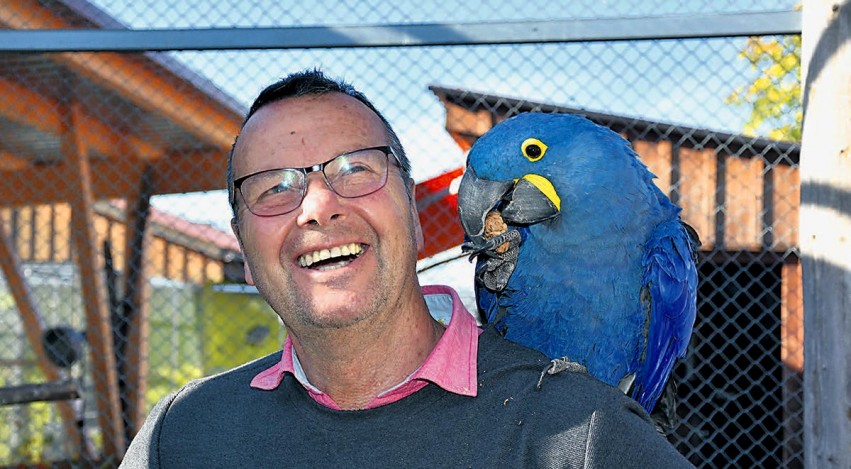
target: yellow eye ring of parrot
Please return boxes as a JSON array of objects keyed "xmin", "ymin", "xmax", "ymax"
[{"xmin": 521, "ymin": 138, "xmax": 548, "ymax": 162}]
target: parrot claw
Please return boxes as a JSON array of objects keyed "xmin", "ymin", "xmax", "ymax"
[
  {"xmin": 535, "ymin": 357, "xmax": 587, "ymax": 390},
  {"xmin": 464, "ymin": 229, "xmax": 524, "ymax": 292},
  {"xmin": 478, "ymin": 241, "xmax": 522, "ymax": 291},
  {"xmin": 462, "ymin": 229, "xmax": 522, "ymax": 259},
  {"xmin": 461, "ymin": 242, "xmax": 482, "ymax": 262}
]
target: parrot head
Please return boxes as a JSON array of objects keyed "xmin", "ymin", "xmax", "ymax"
[{"xmin": 458, "ymin": 112, "xmax": 678, "ymax": 287}]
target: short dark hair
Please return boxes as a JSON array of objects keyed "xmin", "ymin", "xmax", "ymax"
[{"xmin": 227, "ymin": 69, "xmax": 411, "ymax": 219}]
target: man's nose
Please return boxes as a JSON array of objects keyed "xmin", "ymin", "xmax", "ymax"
[{"xmin": 296, "ymin": 173, "xmax": 343, "ymax": 226}]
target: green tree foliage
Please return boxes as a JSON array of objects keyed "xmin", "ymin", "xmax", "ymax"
[
  {"xmin": 726, "ymin": 35, "xmax": 802, "ymax": 142},
  {"xmin": 146, "ymin": 363, "xmax": 204, "ymax": 408},
  {"xmin": 0, "ymin": 368, "xmax": 55, "ymax": 467}
]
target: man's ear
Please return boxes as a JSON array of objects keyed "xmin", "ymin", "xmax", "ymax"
[
  {"xmin": 231, "ymin": 217, "xmax": 255, "ymax": 286},
  {"xmin": 408, "ymin": 179, "xmax": 424, "ymax": 253}
]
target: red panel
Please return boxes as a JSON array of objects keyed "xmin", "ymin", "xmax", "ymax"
[{"xmin": 415, "ymin": 167, "xmax": 465, "ymax": 259}]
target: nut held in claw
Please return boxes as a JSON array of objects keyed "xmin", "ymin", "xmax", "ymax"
[{"xmin": 484, "ymin": 211, "xmax": 510, "ymax": 254}]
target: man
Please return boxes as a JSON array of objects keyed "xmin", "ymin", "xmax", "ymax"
[{"xmin": 121, "ymin": 69, "xmax": 693, "ymax": 467}]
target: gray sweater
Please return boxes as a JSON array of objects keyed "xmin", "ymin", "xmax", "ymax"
[{"xmin": 121, "ymin": 328, "xmax": 693, "ymax": 468}]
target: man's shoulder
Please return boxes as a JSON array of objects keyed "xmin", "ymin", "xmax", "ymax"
[
  {"xmin": 475, "ymin": 326, "xmax": 642, "ymax": 411},
  {"xmin": 472, "ymin": 328, "xmax": 692, "ymax": 467},
  {"xmin": 477, "ymin": 326, "xmax": 597, "ymax": 387}
]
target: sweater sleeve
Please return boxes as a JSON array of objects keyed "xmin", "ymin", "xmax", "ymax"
[
  {"xmin": 583, "ymin": 394, "xmax": 695, "ymax": 468},
  {"xmin": 119, "ymin": 393, "xmax": 177, "ymax": 468}
]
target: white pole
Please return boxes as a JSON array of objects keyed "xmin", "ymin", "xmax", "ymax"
[{"xmin": 800, "ymin": 1, "xmax": 851, "ymax": 467}]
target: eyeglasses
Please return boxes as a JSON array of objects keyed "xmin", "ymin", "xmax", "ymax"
[{"xmin": 234, "ymin": 145, "xmax": 400, "ymax": 217}]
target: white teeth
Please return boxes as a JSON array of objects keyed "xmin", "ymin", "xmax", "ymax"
[{"xmin": 298, "ymin": 243, "xmax": 363, "ymax": 268}]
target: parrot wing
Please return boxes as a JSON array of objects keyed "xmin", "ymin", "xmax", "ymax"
[
  {"xmin": 633, "ymin": 219, "xmax": 700, "ymax": 412},
  {"xmin": 475, "ymin": 273, "xmax": 500, "ymax": 324}
]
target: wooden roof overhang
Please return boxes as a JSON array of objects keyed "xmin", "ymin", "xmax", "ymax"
[{"xmin": 0, "ymin": 0, "xmax": 244, "ymax": 460}]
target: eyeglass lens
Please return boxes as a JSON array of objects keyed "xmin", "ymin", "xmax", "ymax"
[{"xmin": 239, "ymin": 147, "xmax": 391, "ymax": 216}]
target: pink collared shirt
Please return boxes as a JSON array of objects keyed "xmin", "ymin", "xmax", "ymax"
[{"xmin": 249, "ymin": 284, "xmax": 480, "ymax": 410}]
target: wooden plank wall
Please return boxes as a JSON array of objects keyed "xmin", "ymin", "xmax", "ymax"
[
  {"xmin": 0, "ymin": 204, "xmax": 227, "ymax": 284},
  {"xmin": 440, "ymin": 99, "xmax": 800, "ymax": 254}
]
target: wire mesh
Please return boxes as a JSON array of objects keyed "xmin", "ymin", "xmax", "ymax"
[{"xmin": 0, "ymin": 1, "xmax": 803, "ymax": 467}]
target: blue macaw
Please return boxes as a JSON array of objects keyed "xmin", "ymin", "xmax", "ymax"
[{"xmin": 457, "ymin": 112, "xmax": 700, "ymax": 414}]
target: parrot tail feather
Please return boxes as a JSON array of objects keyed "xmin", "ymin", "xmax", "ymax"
[{"xmin": 649, "ymin": 378, "xmax": 679, "ymax": 435}]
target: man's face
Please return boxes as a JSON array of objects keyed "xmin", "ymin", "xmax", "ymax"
[{"xmin": 231, "ymin": 93, "xmax": 423, "ymax": 334}]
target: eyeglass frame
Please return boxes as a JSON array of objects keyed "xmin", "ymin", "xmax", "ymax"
[{"xmin": 232, "ymin": 145, "xmax": 402, "ymax": 217}]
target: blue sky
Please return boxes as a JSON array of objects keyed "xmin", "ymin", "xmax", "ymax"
[{"xmin": 92, "ymin": 1, "xmax": 797, "ymax": 28}]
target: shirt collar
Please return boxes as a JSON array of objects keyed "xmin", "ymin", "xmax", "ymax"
[
  {"xmin": 409, "ymin": 284, "xmax": 479, "ymax": 396},
  {"xmin": 249, "ymin": 284, "xmax": 480, "ymax": 403}
]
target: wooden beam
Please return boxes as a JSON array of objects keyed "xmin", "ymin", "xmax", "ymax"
[
  {"xmin": 0, "ymin": 148, "xmax": 227, "ymax": 206},
  {"xmin": 782, "ymin": 261, "xmax": 804, "ymax": 373},
  {"xmin": 678, "ymin": 147, "xmax": 718, "ymax": 250},
  {"xmin": 0, "ymin": 0, "xmax": 67, "ymax": 29},
  {"xmin": 61, "ymin": 99, "xmax": 126, "ymax": 457},
  {"xmin": 150, "ymin": 149, "xmax": 229, "ymax": 193},
  {"xmin": 781, "ymin": 259, "xmax": 804, "ymax": 467},
  {"xmin": 120, "ymin": 168, "xmax": 154, "ymax": 441},
  {"xmin": 62, "ymin": 53, "xmax": 240, "ymax": 149},
  {"xmin": 724, "ymin": 155, "xmax": 764, "ymax": 251},
  {"xmin": 441, "ymin": 99, "xmax": 495, "ymax": 139},
  {"xmin": 0, "ymin": 75, "xmax": 61, "ymax": 134},
  {"xmin": 0, "ymin": 76, "xmax": 160, "ymax": 160},
  {"xmin": 771, "ymin": 164, "xmax": 801, "ymax": 251},
  {"xmin": 632, "ymin": 140, "xmax": 673, "ymax": 196},
  {"xmin": 0, "ymin": 220, "xmax": 85, "ymax": 453},
  {"xmin": 0, "ymin": 151, "xmax": 29, "ymax": 171},
  {"xmin": 801, "ymin": 1, "xmax": 851, "ymax": 468},
  {"xmin": 0, "ymin": 0, "xmax": 241, "ymax": 150}
]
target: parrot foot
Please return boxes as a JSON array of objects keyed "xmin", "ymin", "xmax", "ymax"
[
  {"xmin": 467, "ymin": 229, "xmax": 523, "ymax": 292},
  {"xmin": 462, "ymin": 229, "xmax": 522, "ymax": 260},
  {"xmin": 536, "ymin": 357, "xmax": 587, "ymax": 390}
]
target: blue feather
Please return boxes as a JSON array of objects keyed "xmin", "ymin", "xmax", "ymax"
[{"xmin": 635, "ymin": 219, "xmax": 699, "ymax": 410}]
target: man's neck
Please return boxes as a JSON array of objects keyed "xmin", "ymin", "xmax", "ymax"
[{"xmin": 289, "ymin": 294, "xmax": 444, "ymax": 410}]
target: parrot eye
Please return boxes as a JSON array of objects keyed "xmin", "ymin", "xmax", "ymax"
[{"xmin": 521, "ymin": 138, "xmax": 548, "ymax": 162}]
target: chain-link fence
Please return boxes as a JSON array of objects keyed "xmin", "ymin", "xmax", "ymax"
[{"xmin": 0, "ymin": 1, "xmax": 804, "ymax": 467}]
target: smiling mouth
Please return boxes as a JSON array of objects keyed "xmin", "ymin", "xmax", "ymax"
[{"xmin": 298, "ymin": 243, "xmax": 365, "ymax": 270}]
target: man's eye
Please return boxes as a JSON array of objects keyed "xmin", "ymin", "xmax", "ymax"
[
  {"xmin": 267, "ymin": 182, "xmax": 293, "ymax": 194},
  {"xmin": 253, "ymin": 172, "xmax": 300, "ymax": 200},
  {"xmin": 340, "ymin": 163, "xmax": 373, "ymax": 176}
]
